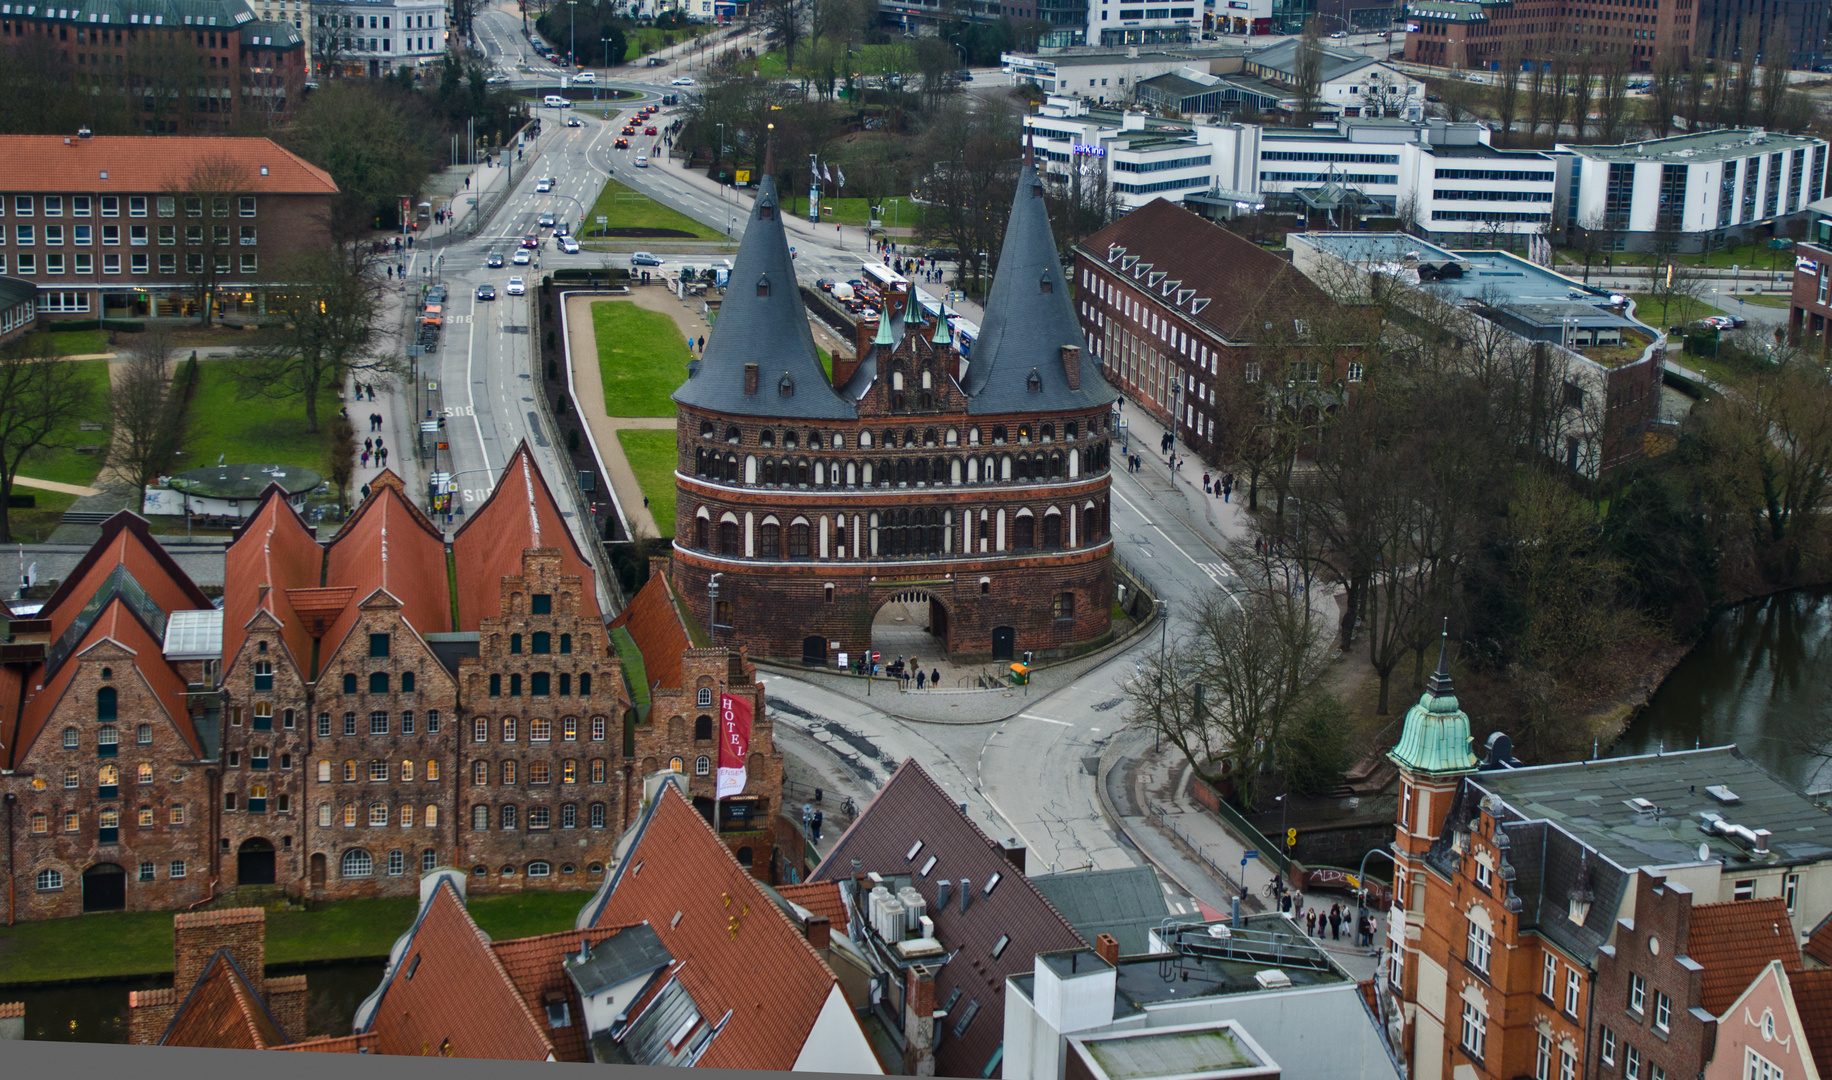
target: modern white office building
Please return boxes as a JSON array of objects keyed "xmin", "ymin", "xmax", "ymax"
[
  {"xmin": 1557, "ymin": 129, "xmax": 1830, "ymax": 252},
  {"xmin": 311, "ymin": 0, "xmax": 446, "ymax": 77}
]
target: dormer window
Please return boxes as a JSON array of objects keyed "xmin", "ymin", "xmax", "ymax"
[
  {"xmin": 757, "ymin": 275, "xmax": 771, "ymax": 297},
  {"xmin": 779, "ymin": 374, "xmax": 795, "ymax": 398},
  {"xmin": 1027, "ymin": 369, "xmax": 1042, "ymax": 393},
  {"xmin": 1039, "ymin": 273, "xmax": 1053, "ymax": 294},
  {"xmin": 759, "ymin": 199, "xmax": 775, "ymax": 221}
]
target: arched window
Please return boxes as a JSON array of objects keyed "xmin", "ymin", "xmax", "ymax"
[
  {"xmin": 1042, "ymin": 512, "xmax": 1062, "ymax": 549},
  {"xmin": 789, "ymin": 521, "xmax": 810, "ymax": 559},
  {"xmin": 527, "ymin": 861, "xmax": 552, "ymax": 877},
  {"xmin": 696, "ymin": 516, "xmax": 710, "ymax": 549},
  {"xmin": 701, "ymin": 420, "xmax": 715, "ymax": 439},
  {"xmin": 694, "ymin": 715, "xmax": 714, "ymax": 740},
  {"xmin": 759, "ymin": 522, "xmax": 781, "ymax": 558},
  {"xmin": 341, "ymin": 849, "xmax": 374, "ymax": 878},
  {"xmin": 96, "ymin": 687, "xmax": 117, "ymax": 721},
  {"xmin": 1015, "ymin": 514, "xmax": 1036, "ymax": 550},
  {"xmin": 695, "ymin": 755, "xmax": 711, "ymax": 775},
  {"xmin": 720, "ymin": 520, "xmax": 741, "ymax": 556},
  {"xmin": 36, "ymin": 869, "xmax": 63, "ymax": 891}
]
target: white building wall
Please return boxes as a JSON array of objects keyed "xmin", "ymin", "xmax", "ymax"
[{"xmin": 792, "ymin": 984, "xmax": 885, "ymax": 1074}]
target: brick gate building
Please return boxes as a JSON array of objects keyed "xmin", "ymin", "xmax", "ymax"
[{"xmin": 668, "ymin": 158, "xmax": 1120, "ymax": 666}]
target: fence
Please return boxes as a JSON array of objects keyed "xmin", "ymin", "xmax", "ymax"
[
  {"xmin": 1209, "ymin": 796, "xmax": 1292, "ymax": 877},
  {"xmin": 1151, "ymin": 801, "xmax": 1245, "ymax": 898}
]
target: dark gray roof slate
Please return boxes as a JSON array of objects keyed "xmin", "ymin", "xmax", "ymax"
[
  {"xmin": 565, "ymin": 923, "xmax": 672, "ymax": 996},
  {"xmin": 1030, "ymin": 866, "xmax": 1173, "ymax": 956},
  {"xmin": 962, "ymin": 162, "xmax": 1117, "ymax": 416},
  {"xmin": 0, "ymin": 276, "xmax": 34, "ymax": 310},
  {"xmin": 672, "ymin": 174, "xmax": 854, "ymax": 421}
]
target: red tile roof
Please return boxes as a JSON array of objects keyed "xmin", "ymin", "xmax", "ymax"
[
  {"xmin": 161, "ymin": 950, "xmax": 287, "ymax": 1051},
  {"xmin": 813, "ymin": 758, "xmax": 1089, "ymax": 1080},
  {"xmin": 14, "ymin": 597, "xmax": 199, "ymax": 765},
  {"xmin": 0, "ymin": 135, "xmax": 337, "ymax": 194},
  {"xmin": 491, "ymin": 925, "xmax": 633, "ymax": 1062},
  {"xmin": 777, "ymin": 881, "xmax": 849, "ymax": 933},
  {"xmin": 321, "ymin": 476, "xmax": 451, "ymax": 659},
  {"xmin": 1787, "ymin": 968, "xmax": 1832, "ymax": 1070},
  {"xmin": 1078, "ymin": 199, "xmax": 1342, "ymax": 343},
  {"xmin": 38, "ymin": 511, "xmax": 213, "ymax": 644},
  {"xmin": 451, "ymin": 443, "xmax": 600, "ymax": 630},
  {"xmin": 360, "ymin": 879, "xmax": 556, "ymax": 1061},
  {"xmin": 587, "ymin": 784, "xmax": 852, "ymax": 1071},
  {"xmin": 223, "ymin": 485, "xmax": 324, "ymax": 681},
  {"xmin": 0, "ymin": 665, "xmax": 26, "ymax": 772},
  {"xmin": 1690, "ymin": 898, "xmax": 1802, "ymax": 1014},
  {"xmin": 1805, "ymin": 911, "xmax": 1832, "ymax": 968},
  {"xmin": 607, "ymin": 573, "xmax": 687, "ymax": 693},
  {"xmin": 276, "ymin": 1033, "xmax": 376, "ymax": 1053}
]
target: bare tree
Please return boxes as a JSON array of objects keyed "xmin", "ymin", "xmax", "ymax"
[
  {"xmin": 1683, "ymin": 53, "xmax": 1709, "ymax": 131},
  {"xmin": 1525, "ymin": 53, "xmax": 1550, "ymax": 142},
  {"xmin": 1596, "ymin": 51, "xmax": 1633, "ymax": 143},
  {"xmin": 169, "ymin": 155, "xmax": 254, "ymax": 327},
  {"xmin": 1293, "ymin": 18, "xmax": 1325, "ymax": 124},
  {"xmin": 761, "ymin": 0, "xmax": 806, "ymax": 73},
  {"xmin": 1645, "ymin": 46, "xmax": 1684, "ymax": 138},
  {"xmin": 1759, "ymin": 20, "xmax": 1791, "ymax": 128},
  {"xmin": 0, "ymin": 341, "xmax": 99, "ymax": 543},
  {"xmin": 232, "ymin": 248, "xmax": 394, "ymax": 434},
  {"xmin": 110, "ymin": 329, "xmax": 193, "ymax": 512},
  {"xmin": 915, "ymin": 99, "xmax": 1020, "ymax": 296},
  {"xmin": 1566, "ymin": 59, "xmax": 1594, "ymax": 140},
  {"xmin": 1495, "ymin": 42, "xmax": 1524, "ymax": 146},
  {"xmin": 1732, "ymin": 14, "xmax": 1760, "ymax": 125}
]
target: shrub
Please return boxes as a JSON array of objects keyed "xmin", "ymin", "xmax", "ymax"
[{"xmin": 566, "ymin": 427, "xmax": 580, "ymax": 452}]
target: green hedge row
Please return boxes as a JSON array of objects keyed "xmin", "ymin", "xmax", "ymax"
[{"xmin": 46, "ymin": 318, "xmax": 146, "ymax": 333}]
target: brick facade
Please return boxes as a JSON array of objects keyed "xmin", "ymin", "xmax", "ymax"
[
  {"xmin": 1589, "ymin": 873, "xmax": 1712, "ymax": 1080},
  {"xmin": 454, "ymin": 550, "xmax": 622, "ymax": 888},
  {"xmin": 217, "ymin": 609, "xmax": 312, "ymax": 890}
]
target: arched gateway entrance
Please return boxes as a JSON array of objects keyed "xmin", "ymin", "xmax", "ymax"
[
  {"xmin": 238, "ymin": 838, "xmax": 277, "ymax": 885},
  {"xmin": 870, "ymin": 592, "xmax": 950, "ymax": 673}
]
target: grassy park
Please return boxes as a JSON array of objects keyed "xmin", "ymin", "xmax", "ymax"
[
  {"xmin": 0, "ymin": 891, "xmax": 596, "ymax": 986},
  {"xmin": 781, "ymin": 195, "xmax": 929, "ymax": 230},
  {"xmin": 585, "ymin": 178, "xmax": 724, "ymax": 240},
  {"xmin": 182, "ymin": 364, "xmax": 340, "ymax": 476},
  {"xmin": 17, "ymin": 360, "xmax": 111, "ymax": 487},
  {"xmin": 20, "ymin": 328, "xmax": 110, "ymax": 356},
  {"xmin": 593, "ymin": 301, "xmax": 691, "ymax": 416},
  {"xmin": 617, "ymin": 429, "xmax": 677, "ymax": 535}
]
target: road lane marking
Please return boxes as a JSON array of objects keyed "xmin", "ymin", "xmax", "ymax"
[
  {"xmin": 464, "ymin": 295, "xmax": 492, "ymax": 473},
  {"xmin": 1019, "ymin": 713, "xmax": 1070, "ymax": 726}
]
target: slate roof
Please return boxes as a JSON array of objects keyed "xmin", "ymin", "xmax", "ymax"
[
  {"xmin": 606, "ymin": 572, "xmax": 687, "ymax": 693},
  {"xmin": 1244, "ymin": 39, "xmax": 1381, "ymax": 85},
  {"xmin": 0, "ymin": 134, "xmax": 335, "ymax": 194},
  {"xmin": 1470, "ymin": 747, "xmax": 1832, "ymax": 871},
  {"xmin": 450, "ymin": 442, "xmax": 601, "ymax": 629},
  {"xmin": 581, "ymin": 782, "xmax": 856, "ymax": 1071},
  {"xmin": 962, "ymin": 162, "xmax": 1116, "ymax": 416},
  {"xmin": 1077, "ymin": 199, "xmax": 1342, "ymax": 346},
  {"xmin": 1688, "ymin": 899, "xmax": 1801, "ymax": 1015},
  {"xmin": 673, "ymin": 173, "xmax": 855, "ymax": 421},
  {"xmin": 813, "ymin": 757, "xmax": 1088, "ymax": 1079},
  {"xmin": 354, "ymin": 876, "xmax": 558, "ymax": 1060},
  {"xmin": 160, "ymin": 948, "xmax": 288, "ymax": 1050},
  {"xmin": 1030, "ymin": 866, "xmax": 1173, "ymax": 957}
]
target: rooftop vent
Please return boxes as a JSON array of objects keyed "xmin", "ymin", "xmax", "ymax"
[
  {"xmin": 1706, "ymin": 785, "xmax": 1741, "ymax": 805},
  {"xmin": 1626, "ymin": 797, "xmax": 1656, "ymax": 814},
  {"xmin": 1253, "ymin": 969, "xmax": 1293, "ymax": 989}
]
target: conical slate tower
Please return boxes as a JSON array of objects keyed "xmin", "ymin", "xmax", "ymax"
[
  {"xmin": 673, "ymin": 173, "xmax": 855, "ymax": 421},
  {"xmin": 960, "ymin": 159, "xmax": 1117, "ymax": 415}
]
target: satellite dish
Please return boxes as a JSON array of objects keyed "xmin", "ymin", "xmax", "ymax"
[{"xmin": 1698, "ymin": 842, "xmax": 1711, "ymax": 862}]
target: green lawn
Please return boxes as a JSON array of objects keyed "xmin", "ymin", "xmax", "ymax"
[
  {"xmin": 818, "ymin": 346, "xmax": 833, "ymax": 381},
  {"xmin": 626, "ymin": 24, "xmax": 713, "ymax": 58},
  {"xmin": 17, "ymin": 360, "xmax": 111, "ymax": 487},
  {"xmin": 21, "ymin": 328, "xmax": 110, "ymax": 356},
  {"xmin": 1627, "ymin": 292, "xmax": 1731, "ymax": 327},
  {"xmin": 3, "ymin": 489, "xmax": 77, "ymax": 543},
  {"xmin": 182, "ymin": 363, "xmax": 338, "ymax": 475},
  {"xmin": 783, "ymin": 195, "xmax": 927, "ymax": 230},
  {"xmin": 593, "ymin": 301, "xmax": 691, "ymax": 417},
  {"xmin": 585, "ymin": 178, "xmax": 723, "ymax": 240},
  {"xmin": 0, "ymin": 891, "xmax": 597, "ymax": 986},
  {"xmin": 617, "ymin": 428, "xmax": 677, "ymax": 537},
  {"xmin": 1734, "ymin": 293, "xmax": 1791, "ymax": 308},
  {"xmin": 1561, "ymin": 241, "xmax": 1804, "ymax": 272}
]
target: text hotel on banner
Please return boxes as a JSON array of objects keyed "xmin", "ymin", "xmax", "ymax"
[{"xmin": 716, "ymin": 693, "xmax": 753, "ymax": 799}]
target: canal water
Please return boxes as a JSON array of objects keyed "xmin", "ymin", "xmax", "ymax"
[
  {"xmin": 5, "ymin": 959, "xmax": 384, "ymax": 1044},
  {"xmin": 1615, "ymin": 589, "xmax": 1832, "ymax": 793}
]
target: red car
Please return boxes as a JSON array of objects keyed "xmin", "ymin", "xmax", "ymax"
[
  {"xmin": 644, "ymin": 126, "xmax": 657, "ymax": 135},
  {"xmin": 521, "ymin": 233, "xmax": 540, "ymax": 249}
]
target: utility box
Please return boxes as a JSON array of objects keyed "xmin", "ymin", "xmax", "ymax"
[{"xmin": 1008, "ymin": 663, "xmax": 1030, "ymax": 686}]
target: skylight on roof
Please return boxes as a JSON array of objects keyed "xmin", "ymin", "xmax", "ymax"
[
  {"xmin": 984, "ymin": 873, "xmax": 1001, "ymax": 896},
  {"xmin": 920, "ymin": 855, "xmax": 937, "ymax": 878},
  {"xmin": 906, "ymin": 841, "xmax": 924, "ymax": 861}
]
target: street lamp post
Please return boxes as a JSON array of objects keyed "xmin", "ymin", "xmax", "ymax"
[
  {"xmin": 567, "ymin": 0, "xmax": 577, "ymax": 68},
  {"xmin": 1153, "ymin": 598, "xmax": 1170, "ymax": 751}
]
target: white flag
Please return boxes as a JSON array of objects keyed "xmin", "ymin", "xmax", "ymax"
[{"xmin": 836, "ymin": 167, "xmax": 846, "ymax": 189}]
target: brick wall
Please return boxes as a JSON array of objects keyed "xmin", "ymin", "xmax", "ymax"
[
  {"xmin": 267, "ymin": 974, "xmax": 310, "ymax": 1041},
  {"xmin": 174, "ymin": 907, "xmax": 267, "ymax": 997},
  {"xmin": 1590, "ymin": 873, "xmax": 1711, "ymax": 1080},
  {"xmin": 219, "ymin": 613, "xmax": 313, "ymax": 891},
  {"xmin": 304, "ymin": 597, "xmax": 460, "ymax": 899},
  {"xmin": 454, "ymin": 549, "xmax": 623, "ymax": 888},
  {"xmin": 127, "ymin": 987, "xmax": 179, "ymax": 1045},
  {"xmin": 1, "ymin": 642, "xmax": 210, "ymax": 922}
]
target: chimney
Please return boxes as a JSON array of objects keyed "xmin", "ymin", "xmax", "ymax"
[
  {"xmin": 1001, "ymin": 839, "xmax": 1028, "ymax": 874},
  {"xmin": 902, "ymin": 964, "xmax": 938, "ymax": 1077},
  {"xmin": 1755, "ymin": 828, "xmax": 1773, "ymax": 856},
  {"xmin": 804, "ymin": 914, "xmax": 832, "ymax": 950},
  {"xmin": 1051, "ymin": 343, "xmax": 1079, "ymax": 390},
  {"xmin": 174, "ymin": 908, "xmax": 267, "ymax": 1000},
  {"xmin": 743, "ymin": 363, "xmax": 759, "ymax": 396},
  {"xmin": 960, "ymin": 878, "xmax": 971, "ymax": 914},
  {"xmin": 1095, "ymin": 933, "xmax": 1120, "ymax": 966},
  {"xmin": 0, "ymin": 1001, "xmax": 22, "ymax": 1041}
]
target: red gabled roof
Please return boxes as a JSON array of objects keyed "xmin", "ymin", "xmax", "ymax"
[
  {"xmin": 276, "ymin": 1033, "xmax": 375, "ymax": 1053},
  {"xmin": 1805, "ymin": 911, "xmax": 1832, "ymax": 968},
  {"xmin": 588, "ymin": 784, "xmax": 852, "ymax": 1072},
  {"xmin": 14, "ymin": 597, "xmax": 199, "ymax": 765},
  {"xmin": 362, "ymin": 879, "xmax": 556, "ymax": 1060},
  {"xmin": 491, "ymin": 925, "xmax": 634, "ymax": 1063},
  {"xmin": 451, "ymin": 443, "xmax": 599, "ymax": 630},
  {"xmin": 813, "ymin": 758, "xmax": 1089, "ymax": 1080},
  {"xmin": 161, "ymin": 950, "xmax": 287, "ymax": 1051},
  {"xmin": 1788, "ymin": 968, "xmax": 1832, "ymax": 1070},
  {"xmin": 0, "ymin": 665, "xmax": 27, "ymax": 771},
  {"xmin": 38, "ymin": 511, "xmax": 213, "ymax": 643},
  {"xmin": 223, "ymin": 485, "xmax": 323, "ymax": 681},
  {"xmin": 0, "ymin": 135, "xmax": 337, "ymax": 195},
  {"xmin": 777, "ymin": 881, "xmax": 849, "ymax": 934},
  {"xmin": 1690, "ymin": 898, "xmax": 1802, "ymax": 1014},
  {"xmin": 320, "ymin": 476, "xmax": 451, "ymax": 659},
  {"xmin": 607, "ymin": 573, "xmax": 687, "ymax": 693}
]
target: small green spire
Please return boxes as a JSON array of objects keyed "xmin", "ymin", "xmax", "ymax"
[
  {"xmin": 1389, "ymin": 620, "xmax": 1478, "ymax": 778},
  {"xmin": 873, "ymin": 311, "xmax": 896, "ymax": 347},
  {"xmin": 932, "ymin": 304, "xmax": 952, "ymax": 345}
]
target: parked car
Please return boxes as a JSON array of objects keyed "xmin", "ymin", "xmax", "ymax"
[
  {"xmin": 426, "ymin": 285, "xmax": 447, "ymax": 304},
  {"xmin": 486, "ymin": 250, "xmax": 504, "ymax": 268},
  {"xmin": 476, "ymin": 283, "xmax": 496, "ymax": 301},
  {"xmin": 506, "ymin": 276, "xmax": 526, "ymax": 296},
  {"xmin": 631, "ymin": 251, "xmax": 663, "ymax": 266}
]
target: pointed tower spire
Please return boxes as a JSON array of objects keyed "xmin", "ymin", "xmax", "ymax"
[
  {"xmin": 932, "ymin": 302, "xmax": 952, "ymax": 345},
  {"xmin": 1426, "ymin": 617, "xmax": 1454, "ymax": 699},
  {"xmin": 873, "ymin": 311, "xmax": 896, "ymax": 347},
  {"xmin": 1389, "ymin": 616, "xmax": 1477, "ymax": 778}
]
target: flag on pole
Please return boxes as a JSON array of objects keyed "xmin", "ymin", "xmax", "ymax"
[
  {"xmin": 836, "ymin": 167, "xmax": 846, "ymax": 189},
  {"xmin": 822, "ymin": 162, "xmax": 833, "ymax": 184},
  {"xmin": 716, "ymin": 692, "xmax": 754, "ymax": 799}
]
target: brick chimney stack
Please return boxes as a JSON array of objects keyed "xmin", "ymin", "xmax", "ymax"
[
  {"xmin": 1060, "ymin": 345, "xmax": 1082, "ymax": 391},
  {"xmin": 174, "ymin": 908, "xmax": 267, "ymax": 1000},
  {"xmin": 804, "ymin": 914, "xmax": 832, "ymax": 950},
  {"xmin": 903, "ymin": 963, "xmax": 938, "ymax": 1076},
  {"xmin": 743, "ymin": 363, "xmax": 759, "ymax": 396},
  {"xmin": 1095, "ymin": 933, "xmax": 1120, "ymax": 967}
]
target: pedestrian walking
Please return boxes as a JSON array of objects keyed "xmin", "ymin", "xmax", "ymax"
[
  {"xmin": 916, "ymin": 670, "xmax": 926, "ymax": 690},
  {"xmin": 1280, "ymin": 891, "xmax": 1292, "ymax": 914},
  {"xmin": 380, "ymin": 447, "xmax": 389, "ymax": 467},
  {"xmin": 1306, "ymin": 909, "xmax": 1317, "ymax": 936},
  {"xmin": 361, "ymin": 449, "xmax": 371, "ymax": 468},
  {"xmin": 365, "ymin": 437, "xmax": 374, "ymax": 454},
  {"xmin": 931, "ymin": 667, "xmax": 939, "ymax": 688},
  {"xmin": 1330, "ymin": 905, "xmax": 1343, "ymax": 940},
  {"xmin": 1203, "ymin": 471, "xmax": 1211, "ymax": 491},
  {"xmin": 1222, "ymin": 473, "xmax": 1234, "ymax": 503}
]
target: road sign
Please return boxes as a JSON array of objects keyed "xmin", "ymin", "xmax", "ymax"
[
  {"xmin": 735, "ymin": 170, "xmax": 750, "ymax": 183},
  {"xmin": 428, "ymin": 381, "xmax": 438, "ymax": 391},
  {"xmin": 406, "ymin": 345, "xmax": 424, "ymax": 358},
  {"xmin": 1241, "ymin": 850, "xmax": 1258, "ymax": 862},
  {"xmin": 596, "ymin": 215, "xmax": 608, "ymax": 226},
  {"xmin": 1287, "ymin": 828, "xmax": 1297, "ymax": 847}
]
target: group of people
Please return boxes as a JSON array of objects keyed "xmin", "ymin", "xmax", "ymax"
[
  {"xmin": 1202, "ymin": 471, "xmax": 1235, "ymax": 503},
  {"xmin": 1273, "ymin": 877, "xmax": 1381, "ymax": 950},
  {"xmin": 363, "ymin": 437, "xmax": 388, "ymax": 469}
]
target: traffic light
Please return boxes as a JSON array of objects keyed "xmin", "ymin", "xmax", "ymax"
[{"xmin": 438, "ymin": 415, "xmax": 446, "ymax": 429}]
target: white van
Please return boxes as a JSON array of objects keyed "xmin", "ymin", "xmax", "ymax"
[
  {"xmin": 573, "ymin": 70, "xmax": 595, "ymax": 83},
  {"xmin": 543, "ymin": 94, "xmax": 570, "ymax": 108},
  {"xmin": 830, "ymin": 281, "xmax": 855, "ymax": 302}
]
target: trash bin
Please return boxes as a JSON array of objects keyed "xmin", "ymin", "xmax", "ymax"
[{"xmin": 1008, "ymin": 662, "xmax": 1030, "ymax": 686}]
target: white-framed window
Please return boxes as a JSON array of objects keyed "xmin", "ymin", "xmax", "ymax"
[
  {"xmin": 341, "ymin": 849, "xmax": 373, "ymax": 878},
  {"xmin": 697, "ymin": 687, "xmax": 714, "ymax": 707},
  {"xmin": 1600, "ymin": 1027, "xmax": 1616, "ymax": 1066},
  {"xmin": 1785, "ymin": 873, "xmax": 1800, "ymax": 913},
  {"xmin": 1626, "ymin": 1045, "xmax": 1641, "ymax": 1080},
  {"xmin": 35, "ymin": 868, "xmax": 63, "ymax": 891},
  {"xmin": 1459, "ymin": 1000, "xmax": 1486, "ymax": 1062},
  {"xmin": 1535, "ymin": 1032, "xmax": 1551, "ymax": 1080},
  {"xmin": 1559, "ymin": 1046, "xmax": 1576, "ymax": 1080},
  {"xmin": 318, "ymin": 803, "xmax": 333, "ymax": 827},
  {"xmin": 1566, "ymin": 968, "xmax": 1581, "ymax": 1015},
  {"xmin": 1735, "ymin": 879, "xmax": 1756, "ymax": 901},
  {"xmin": 1746, "ymin": 1048, "xmax": 1784, "ymax": 1080},
  {"xmin": 1653, "ymin": 990, "xmax": 1670, "ymax": 1032},
  {"xmin": 1475, "ymin": 858, "xmax": 1492, "ymax": 890},
  {"xmin": 103, "ymin": 254, "xmax": 120, "ymax": 274},
  {"xmin": 1466, "ymin": 920, "xmax": 1492, "ymax": 974},
  {"xmin": 1543, "ymin": 953, "xmax": 1558, "ymax": 998},
  {"xmin": 170, "ymin": 860, "xmax": 187, "ymax": 879},
  {"xmin": 695, "ymin": 755, "xmax": 711, "ymax": 776},
  {"xmin": 1629, "ymin": 973, "xmax": 1646, "ymax": 1014},
  {"xmin": 128, "ymin": 197, "xmax": 147, "ymax": 217}
]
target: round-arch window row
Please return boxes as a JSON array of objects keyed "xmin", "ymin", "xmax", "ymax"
[
  {"xmin": 687, "ymin": 501, "xmax": 1112, "ymax": 560},
  {"xmin": 697, "ymin": 418, "xmax": 1109, "ymax": 449}
]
